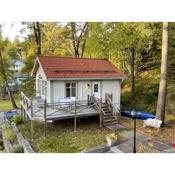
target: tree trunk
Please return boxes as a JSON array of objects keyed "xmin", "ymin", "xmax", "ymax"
[
  {"xmin": 33, "ymin": 22, "xmax": 41, "ymax": 55},
  {"xmin": 0, "ymin": 51, "xmax": 18, "ymax": 109},
  {"xmin": 70, "ymin": 22, "xmax": 79, "ymax": 58},
  {"xmin": 70, "ymin": 22, "xmax": 87, "ymax": 58},
  {"xmin": 130, "ymin": 47, "xmax": 135, "ymax": 98},
  {"xmin": 156, "ymin": 22, "xmax": 169, "ymax": 127},
  {"xmin": 6, "ymin": 83, "xmax": 18, "ymax": 109}
]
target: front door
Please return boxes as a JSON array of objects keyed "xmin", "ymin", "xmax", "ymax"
[{"xmin": 92, "ymin": 82, "xmax": 101, "ymax": 99}]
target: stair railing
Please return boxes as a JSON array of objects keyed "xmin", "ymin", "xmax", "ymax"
[{"xmin": 105, "ymin": 93, "xmax": 120, "ymax": 120}]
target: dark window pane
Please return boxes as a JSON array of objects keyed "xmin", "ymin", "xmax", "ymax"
[
  {"xmin": 66, "ymin": 88, "xmax": 71, "ymax": 97},
  {"xmin": 72, "ymin": 83, "xmax": 76, "ymax": 88},
  {"xmin": 94, "ymin": 84, "xmax": 98, "ymax": 92},
  {"xmin": 72, "ymin": 88, "xmax": 76, "ymax": 97},
  {"xmin": 66, "ymin": 83, "xmax": 70, "ymax": 88}
]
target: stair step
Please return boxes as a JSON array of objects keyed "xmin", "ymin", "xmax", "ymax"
[
  {"xmin": 104, "ymin": 111, "xmax": 111, "ymax": 114},
  {"xmin": 103, "ymin": 118, "xmax": 116, "ymax": 122},
  {"xmin": 103, "ymin": 115, "xmax": 114, "ymax": 119},
  {"xmin": 103, "ymin": 121, "xmax": 119, "ymax": 126},
  {"xmin": 104, "ymin": 113, "xmax": 112, "ymax": 116},
  {"xmin": 102, "ymin": 108, "xmax": 109, "ymax": 110}
]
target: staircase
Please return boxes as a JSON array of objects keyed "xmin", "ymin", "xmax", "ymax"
[
  {"xmin": 101, "ymin": 102, "xmax": 119, "ymax": 126},
  {"xmin": 91, "ymin": 93, "xmax": 120, "ymax": 127}
]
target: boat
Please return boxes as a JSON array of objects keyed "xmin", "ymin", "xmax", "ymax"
[{"xmin": 121, "ymin": 111, "xmax": 155, "ymax": 120}]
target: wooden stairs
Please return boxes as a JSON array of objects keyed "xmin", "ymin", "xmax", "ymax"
[{"xmin": 101, "ymin": 102, "xmax": 119, "ymax": 126}]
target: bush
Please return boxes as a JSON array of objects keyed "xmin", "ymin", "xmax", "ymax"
[
  {"xmin": 11, "ymin": 144, "xmax": 24, "ymax": 153},
  {"xmin": 12, "ymin": 115, "xmax": 23, "ymax": 125},
  {"xmin": 121, "ymin": 93, "xmax": 131, "ymax": 107},
  {"xmin": 5, "ymin": 129, "xmax": 16, "ymax": 144},
  {"xmin": 0, "ymin": 138, "xmax": 3, "ymax": 145}
]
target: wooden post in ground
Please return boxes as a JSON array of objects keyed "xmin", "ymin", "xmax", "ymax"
[
  {"xmin": 74, "ymin": 101, "xmax": 77, "ymax": 132},
  {"xmin": 44, "ymin": 98, "xmax": 47, "ymax": 138},
  {"xmin": 99, "ymin": 113, "xmax": 102, "ymax": 128},
  {"xmin": 99, "ymin": 98, "xmax": 103, "ymax": 127},
  {"xmin": 23, "ymin": 108, "xmax": 26, "ymax": 122},
  {"xmin": 30, "ymin": 100, "xmax": 34, "ymax": 141}
]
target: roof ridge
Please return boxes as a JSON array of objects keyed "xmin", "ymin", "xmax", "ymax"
[{"xmin": 38, "ymin": 55, "xmax": 108, "ymax": 61}]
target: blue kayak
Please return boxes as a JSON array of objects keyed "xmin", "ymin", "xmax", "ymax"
[{"xmin": 121, "ymin": 111, "xmax": 155, "ymax": 120}]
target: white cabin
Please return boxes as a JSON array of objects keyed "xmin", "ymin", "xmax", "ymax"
[{"xmin": 32, "ymin": 56, "xmax": 126, "ymax": 110}]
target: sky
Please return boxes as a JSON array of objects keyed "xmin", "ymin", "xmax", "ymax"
[{"xmin": 1, "ymin": 22, "xmax": 27, "ymax": 41}]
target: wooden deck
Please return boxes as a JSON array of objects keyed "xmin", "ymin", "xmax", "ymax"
[
  {"xmin": 20, "ymin": 92, "xmax": 103, "ymax": 133},
  {"xmin": 32, "ymin": 105, "xmax": 100, "ymax": 121}
]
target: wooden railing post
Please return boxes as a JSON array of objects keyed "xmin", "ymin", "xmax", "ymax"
[
  {"xmin": 87, "ymin": 95, "xmax": 89, "ymax": 106},
  {"xmin": 74, "ymin": 101, "xmax": 77, "ymax": 132},
  {"xmin": 30, "ymin": 100, "xmax": 34, "ymax": 141},
  {"xmin": 44, "ymin": 98, "xmax": 47, "ymax": 138}
]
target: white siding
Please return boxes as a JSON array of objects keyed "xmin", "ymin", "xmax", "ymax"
[
  {"xmin": 52, "ymin": 81, "xmax": 65, "ymax": 102},
  {"xmin": 35, "ymin": 72, "xmax": 122, "ymax": 108},
  {"xmin": 101, "ymin": 80, "xmax": 121, "ymax": 109},
  {"xmin": 77, "ymin": 81, "xmax": 91, "ymax": 101},
  {"xmin": 35, "ymin": 65, "xmax": 49, "ymax": 100}
]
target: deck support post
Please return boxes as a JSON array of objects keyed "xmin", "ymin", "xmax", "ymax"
[
  {"xmin": 30, "ymin": 100, "xmax": 34, "ymax": 141},
  {"xmin": 99, "ymin": 98, "xmax": 103, "ymax": 127},
  {"xmin": 74, "ymin": 101, "xmax": 77, "ymax": 132},
  {"xmin": 24, "ymin": 109, "xmax": 26, "ymax": 122},
  {"xmin": 44, "ymin": 98, "xmax": 47, "ymax": 138},
  {"xmin": 99, "ymin": 113, "xmax": 102, "ymax": 127}
]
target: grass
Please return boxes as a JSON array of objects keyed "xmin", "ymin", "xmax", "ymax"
[
  {"xmin": 0, "ymin": 93, "xmax": 20, "ymax": 111},
  {"xmin": 18, "ymin": 118, "xmax": 120, "ymax": 153},
  {"xmin": 3, "ymin": 123, "xmax": 18, "ymax": 145}
]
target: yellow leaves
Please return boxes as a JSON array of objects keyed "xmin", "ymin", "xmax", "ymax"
[{"xmin": 106, "ymin": 133, "xmax": 118, "ymax": 140}]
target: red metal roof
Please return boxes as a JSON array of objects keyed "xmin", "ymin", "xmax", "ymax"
[{"xmin": 37, "ymin": 56, "xmax": 126, "ymax": 79}]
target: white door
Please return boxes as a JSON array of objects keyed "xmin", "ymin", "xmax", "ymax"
[{"xmin": 92, "ymin": 82, "xmax": 101, "ymax": 99}]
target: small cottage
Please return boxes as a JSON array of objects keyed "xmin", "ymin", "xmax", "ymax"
[{"xmin": 31, "ymin": 56, "xmax": 126, "ymax": 110}]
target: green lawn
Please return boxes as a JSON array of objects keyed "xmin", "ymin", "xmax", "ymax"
[
  {"xmin": 0, "ymin": 94, "xmax": 20, "ymax": 111},
  {"xmin": 18, "ymin": 119, "xmax": 119, "ymax": 153}
]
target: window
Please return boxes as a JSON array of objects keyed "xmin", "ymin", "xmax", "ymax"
[
  {"xmin": 38, "ymin": 79, "xmax": 42, "ymax": 92},
  {"xmin": 42, "ymin": 80, "xmax": 45, "ymax": 95},
  {"xmin": 38, "ymin": 79, "xmax": 47, "ymax": 97},
  {"xmin": 44, "ymin": 81, "xmax": 47, "ymax": 97},
  {"xmin": 94, "ymin": 84, "xmax": 98, "ymax": 92},
  {"xmin": 66, "ymin": 82, "xmax": 76, "ymax": 98}
]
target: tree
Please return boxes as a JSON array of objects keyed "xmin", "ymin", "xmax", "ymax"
[
  {"xmin": 69, "ymin": 22, "xmax": 88, "ymax": 58},
  {"xmin": 109, "ymin": 23, "xmax": 153, "ymax": 98},
  {"xmin": 156, "ymin": 22, "xmax": 169, "ymax": 127},
  {"xmin": 32, "ymin": 22, "xmax": 41, "ymax": 55},
  {"xmin": 0, "ymin": 36, "xmax": 17, "ymax": 108}
]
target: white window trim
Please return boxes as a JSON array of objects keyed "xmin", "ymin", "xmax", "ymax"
[{"xmin": 65, "ymin": 82, "xmax": 77, "ymax": 98}]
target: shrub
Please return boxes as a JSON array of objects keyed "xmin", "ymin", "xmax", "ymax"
[
  {"xmin": 12, "ymin": 115, "xmax": 23, "ymax": 125},
  {"xmin": 11, "ymin": 144, "xmax": 24, "ymax": 153},
  {"xmin": 0, "ymin": 138, "xmax": 4, "ymax": 150},
  {"xmin": 121, "ymin": 93, "xmax": 131, "ymax": 107},
  {"xmin": 0, "ymin": 145, "xmax": 4, "ymax": 150},
  {"xmin": 0, "ymin": 138, "xmax": 3, "ymax": 145},
  {"xmin": 4, "ymin": 123, "xmax": 11, "ymax": 129},
  {"xmin": 5, "ymin": 129, "xmax": 16, "ymax": 144}
]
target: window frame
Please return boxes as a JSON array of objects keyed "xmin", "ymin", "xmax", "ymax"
[{"xmin": 65, "ymin": 82, "xmax": 76, "ymax": 98}]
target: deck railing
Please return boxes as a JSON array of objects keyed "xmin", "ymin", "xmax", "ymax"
[{"xmin": 21, "ymin": 92, "xmax": 101, "ymax": 120}]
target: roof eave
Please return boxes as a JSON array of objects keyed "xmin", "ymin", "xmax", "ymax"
[{"xmin": 48, "ymin": 77, "xmax": 127, "ymax": 81}]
